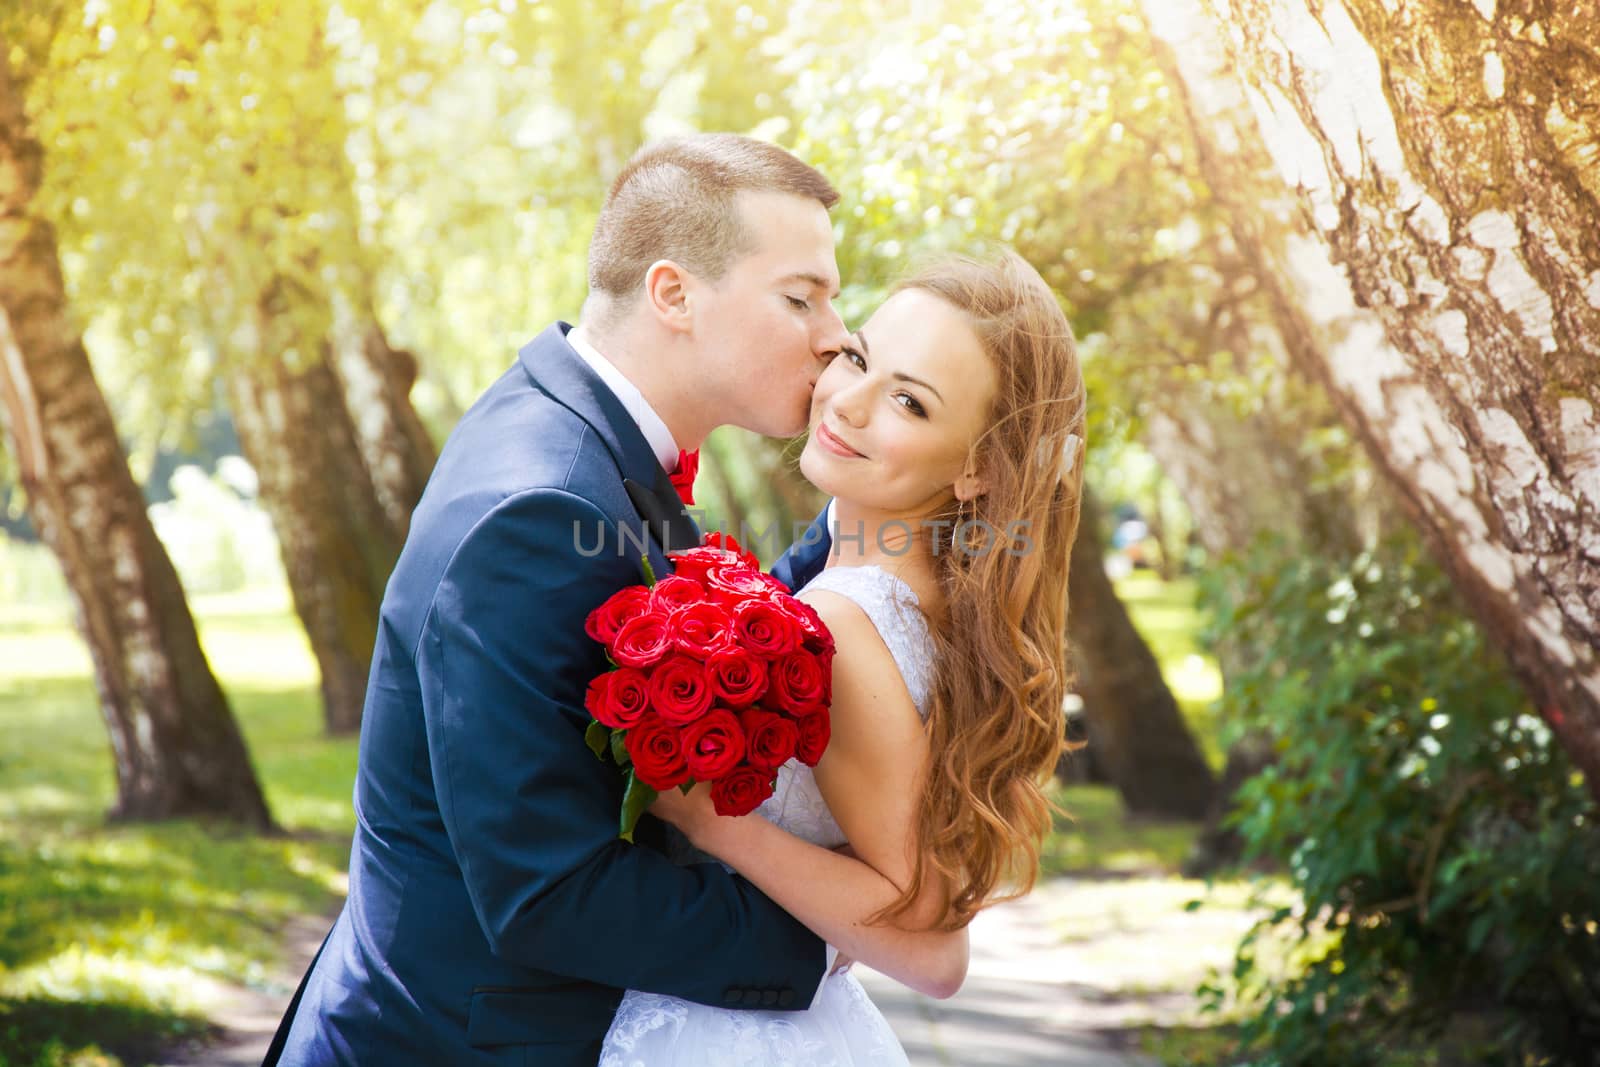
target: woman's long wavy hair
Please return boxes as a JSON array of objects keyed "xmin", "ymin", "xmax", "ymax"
[{"xmin": 882, "ymin": 248, "xmax": 1087, "ymax": 932}]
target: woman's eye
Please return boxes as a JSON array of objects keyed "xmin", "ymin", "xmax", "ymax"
[
  {"xmin": 842, "ymin": 348, "xmax": 866, "ymax": 369},
  {"xmin": 896, "ymin": 394, "xmax": 927, "ymax": 417},
  {"xmin": 785, "ymin": 295, "xmax": 810, "ymax": 311}
]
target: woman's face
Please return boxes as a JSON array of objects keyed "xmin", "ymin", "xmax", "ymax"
[{"xmin": 800, "ymin": 288, "xmax": 998, "ymax": 521}]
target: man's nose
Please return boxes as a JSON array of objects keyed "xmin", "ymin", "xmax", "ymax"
[{"xmin": 815, "ymin": 304, "xmax": 849, "ymax": 357}]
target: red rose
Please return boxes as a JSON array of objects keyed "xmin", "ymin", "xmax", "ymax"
[
  {"xmin": 701, "ymin": 531, "xmax": 762, "ymax": 571},
  {"xmin": 668, "ymin": 600, "xmax": 736, "ymax": 658},
  {"xmin": 710, "ymin": 765, "xmax": 777, "ymax": 817},
  {"xmin": 706, "ymin": 566, "xmax": 791, "ymax": 607},
  {"xmin": 667, "ymin": 546, "xmax": 740, "ymax": 585},
  {"xmin": 586, "ymin": 586, "xmax": 652, "ymax": 646},
  {"xmin": 786, "ymin": 598, "xmax": 836, "ymax": 657},
  {"xmin": 739, "ymin": 707, "xmax": 799, "ymax": 773},
  {"xmin": 796, "ymin": 709, "xmax": 830, "ymax": 766},
  {"xmin": 649, "ymin": 574, "xmax": 708, "ymax": 614},
  {"xmin": 584, "ymin": 668, "xmax": 651, "ymax": 729},
  {"xmin": 731, "ymin": 599, "xmax": 802, "ymax": 658},
  {"xmin": 626, "ymin": 715, "xmax": 689, "ymax": 790},
  {"xmin": 611, "ymin": 611, "xmax": 673, "ymax": 668},
  {"xmin": 681, "ymin": 708, "xmax": 746, "ymax": 780},
  {"xmin": 645, "ymin": 653, "xmax": 714, "ymax": 724},
  {"xmin": 707, "ymin": 647, "xmax": 768, "ymax": 707},
  {"xmin": 768, "ymin": 650, "xmax": 829, "ymax": 716}
]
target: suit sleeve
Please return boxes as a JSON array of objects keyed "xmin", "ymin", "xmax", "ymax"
[
  {"xmin": 416, "ymin": 487, "xmax": 826, "ymax": 1007},
  {"xmin": 770, "ymin": 502, "xmax": 833, "ymax": 592}
]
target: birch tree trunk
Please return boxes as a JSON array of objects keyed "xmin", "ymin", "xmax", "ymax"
[
  {"xmin": 0, "ymin": 48, "xmax": 272, "ymax": 827},
  {"xmin": 1153, "ymin": 0, "xmax": 1600, "ymax": 800},
  {"xmin": 227, "ymin": 293, "xmax": 402, "ymax": 735},
  {"xmin": 331, "ymin": 312, "xmax": 437, "ymax": 544}
]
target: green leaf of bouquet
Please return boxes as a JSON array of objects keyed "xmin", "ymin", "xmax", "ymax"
[
  {"xmin": 620, "ymin": 770, "xmax": 657, "ymax": 842},
  {"xmin": 639, "ymin": 554, "xmax": 657, "ymax": 587},
  {"xmin": 610, "ymin": 727, "xmax": 631, "ymax": 767},
  {"xmin": 585, "ymin": 720, "xmax": 610, "ymax": 760}
]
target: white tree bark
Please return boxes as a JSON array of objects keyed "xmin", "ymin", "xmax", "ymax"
[{"xmin": 1149, "ymin": 0, "xmax": 1600, "ymax": 795}]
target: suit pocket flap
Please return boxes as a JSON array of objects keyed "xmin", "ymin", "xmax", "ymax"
[{"xmin": 466, "ymin": 987, "xmax": 620, "ymax": 1047}]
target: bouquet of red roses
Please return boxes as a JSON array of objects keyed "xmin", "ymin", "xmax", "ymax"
[{"xmin": 583, "ymin": 533, "xmax": 836, "ymax": 841}]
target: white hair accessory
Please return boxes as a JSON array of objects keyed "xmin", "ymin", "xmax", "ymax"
[{"xmin": 1033, "ymin": 432, "xmax": 1084, "ymax": 480}]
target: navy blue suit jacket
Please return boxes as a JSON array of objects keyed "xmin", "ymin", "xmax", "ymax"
[
  {"xmin": 770, "ymin": 504, "xmax": 832, "ymax": 596},
  {"xmin": 278, "ymin": 324, "xmax": 825, "ymax": 1066}
]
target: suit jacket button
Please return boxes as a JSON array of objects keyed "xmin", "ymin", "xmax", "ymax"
[
  {"xmin": 723, "ymin": 987, "xmax": 742, "ymax": 1005},
  {"xmin": 778, "ymin": 989, "xmax": 796, "ymax": 1007},
  {"xmin": 741, "ymin": 989, "xmax": 762, "ymax": 1006},
  {"xmin": 761, "ymin": 990, "xmax": 779, "ymax": 1006}
]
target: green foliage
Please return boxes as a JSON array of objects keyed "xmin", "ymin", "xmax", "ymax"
[
  {"xmin": 1197, "ymin": 535, "xmax": 1600, "ymax": 1065},
  {"xmin": 328, "ymin": 0, "xmax": 805, "ymax": 399},
  {"xmin": 16, "ymin": 0, "xmax": 1325, "ymax": 513}
]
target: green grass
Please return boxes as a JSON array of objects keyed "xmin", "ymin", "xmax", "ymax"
[
  {"xmin": 1041, "ymin": 783, "xmax": 1200, "ymax": 876},
  {"xmin": 0, "ymin": 588, "xmax": 355, "ymax": 1067}
]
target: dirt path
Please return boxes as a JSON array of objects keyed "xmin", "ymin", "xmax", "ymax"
[
  {"xmin": 154, "ymin": 912, "xmax": 330, "ymax": 1067},
  {"xmin": 857, "ymin": 873, "xmax": 1254, "ymax": 1066}
]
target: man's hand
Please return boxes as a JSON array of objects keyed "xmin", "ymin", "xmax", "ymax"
[{"xmin": 647, "ymin": 780, "xmax": 719, "ymax": 846}]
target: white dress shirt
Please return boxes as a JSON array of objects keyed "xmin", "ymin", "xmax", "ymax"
[{"xmin": 568, "ymin": 326, "xmax": 682, "ymax": 474}]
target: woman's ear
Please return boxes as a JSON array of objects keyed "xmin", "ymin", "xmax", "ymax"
[{"xmin": 953, "ymin": 462, "xmax": 988, "ymax": 503}]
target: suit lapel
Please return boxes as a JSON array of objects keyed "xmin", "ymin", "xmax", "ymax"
[
  {"xmin": 623, "ymin": 471, "xmax": 702, "ymax": 555},
  {"xmin": 518, "ymin": 323, "xmax": 701, "ymax": 564}
]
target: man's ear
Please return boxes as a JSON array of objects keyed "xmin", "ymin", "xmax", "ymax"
[{"xmin": 644, "ymin": 259, "xmax": 693, "ymax": 332}]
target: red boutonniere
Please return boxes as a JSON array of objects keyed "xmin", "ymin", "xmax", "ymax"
[{"xmin": 669, "ymin": 448, "xmax": 699, "ymax": 506}]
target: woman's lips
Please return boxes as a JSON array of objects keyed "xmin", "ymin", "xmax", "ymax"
[{"xmin": 816, "ymin": 422, "xmax": 865, "ymax": 458}]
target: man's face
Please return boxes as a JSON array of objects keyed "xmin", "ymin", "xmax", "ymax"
[{"xmin": 690, "ymin": 190, "xmax": 849, "ymax": 438}]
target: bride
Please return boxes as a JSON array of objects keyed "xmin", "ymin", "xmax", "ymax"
[{"xmin": 600, "ymin": 247, "xmax": 1087, "ymax": 1065}]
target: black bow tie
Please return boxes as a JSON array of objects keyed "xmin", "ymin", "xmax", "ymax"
[{"xmin": 623, "ymin": 468, "xmax": 701, "ymax": 555}]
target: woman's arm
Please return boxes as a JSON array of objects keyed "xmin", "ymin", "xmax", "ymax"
[
  {"xmin": 656, "ymin": 791, "xmax": 968, "ymax": 998},
  {"xmin": 651, "ymin": 589, "xmax": 968, "ymax": 999}
]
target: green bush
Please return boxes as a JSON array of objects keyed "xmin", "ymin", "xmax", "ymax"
[{"xmin": 1197, "ymin": 535, "xmax": 1600, "ymax": 1065}]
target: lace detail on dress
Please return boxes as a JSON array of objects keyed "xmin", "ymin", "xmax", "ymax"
[
  {"xmin": 797, "ymin": 565, "xmax": 935, "ymax": 721},
  {"xmin": 600, "ymin": 564, "xmax": 932, "ymax": 1066}
]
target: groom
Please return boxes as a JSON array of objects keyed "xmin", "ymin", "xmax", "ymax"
[{"xmin": 268, "ymin": 134, "xmax": 851, "ymax": 1065}]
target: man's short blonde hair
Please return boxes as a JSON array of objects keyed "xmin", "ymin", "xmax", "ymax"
[{"xmin": 586, "ymin": 134, "xmax": 839, "ymax": 304}]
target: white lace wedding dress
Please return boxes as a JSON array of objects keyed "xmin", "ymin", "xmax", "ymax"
[{"xmin": 600, "ymin": 564, "xmax": 935, "ymax": 1067}]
